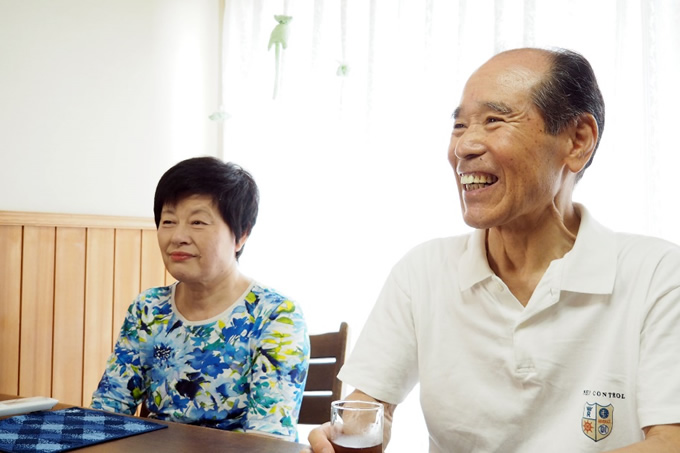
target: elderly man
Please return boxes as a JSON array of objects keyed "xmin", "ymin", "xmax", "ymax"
[{"xmin": 306, "ymin": 48, "xmax": 680, "ymax": 452}]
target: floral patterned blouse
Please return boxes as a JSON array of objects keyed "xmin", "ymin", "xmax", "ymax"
[{"xmin": 91, "ymin": 281, "xmax": 309, "ymax": 441}]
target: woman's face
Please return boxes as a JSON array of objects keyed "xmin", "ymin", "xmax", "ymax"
[{"xmin": 157, "ymin": 194, "xmax": 245, "ymax": 287}]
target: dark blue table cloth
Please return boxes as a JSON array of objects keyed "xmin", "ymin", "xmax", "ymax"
[{"xmin": 0, "ymin": 407, "xmax": 167, "ymax": 452}]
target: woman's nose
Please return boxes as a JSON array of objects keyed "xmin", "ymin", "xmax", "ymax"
[{"xmin": 170, "ymin": 223, "xmax": 191, "ymax": 244}]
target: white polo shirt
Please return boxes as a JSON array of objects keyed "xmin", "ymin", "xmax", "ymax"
[{"xmin": 339, "ymin": 205, "xmax": 680, "ymax": 452}]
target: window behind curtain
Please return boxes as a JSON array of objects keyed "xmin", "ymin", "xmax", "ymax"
[{"xmin": 219, "ymin": 1, "xmax": 680, "ymax": 450}]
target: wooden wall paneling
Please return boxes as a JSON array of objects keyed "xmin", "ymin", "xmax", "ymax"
[
  {"xmin": 140, "ymin": 229, "xmax": 166, "ymax": 292},
  {"xmin": 1, "ymin": 212, "xmax": 164, "ymax": 405},
  {"xmin": 82, "ymin": 228, "xmax": 115, "ymax": 406},
  {"xmin": 0, "ymin": 225, "xmax": 23, "ymax": 394},
  {"xmin": 19, "ymin": 226, "xmax": 56, "ymax": 397},
  {"xmin": 0, "ymin": 211, "xmax": 155, "ymax": 230},
  {"xmin": 52, "ymin": 227, "xmax": 87, "ymax": 405},
  {"xmin": 112, "ymin": 229, "xmax": 142, "ymax": 344}
]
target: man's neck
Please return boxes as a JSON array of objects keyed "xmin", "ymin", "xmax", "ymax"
[{"xmin": 486, "ymin": 204, "xmax": 581, "ymax": 306}]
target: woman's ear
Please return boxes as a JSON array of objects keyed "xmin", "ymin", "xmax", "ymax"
[
  {"xmin": 565, "ymin": 113, "xmax": 598, "ymax": 174},
  {"xmin": 235, "ymin": 234, "xmax": 249, "ymax": 253}
]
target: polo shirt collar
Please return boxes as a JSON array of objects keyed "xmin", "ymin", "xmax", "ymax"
[
  {"xmin": 559, "ymin": 203, "xmax": 616, "ymax": 295},
  {"xmin": 457, "ymin": 204, "xmax": 616, "ymax": 295},
  {"xmin": 458, "ymin": 228, "xmax": 494, "ymax": 291}
]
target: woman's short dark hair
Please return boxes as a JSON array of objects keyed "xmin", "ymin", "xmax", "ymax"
[
  {"xmin": 531, "ymin": 48, "xmax": 606, "ymax": 181},
  {"xmin": 153, "ymin": 157, "xmax": 259, "ymax": 259}
]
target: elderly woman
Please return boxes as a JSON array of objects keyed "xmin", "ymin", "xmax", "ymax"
[{"xmin": 91, "ymin": 157, "xmax": 309, "ymax": 441}]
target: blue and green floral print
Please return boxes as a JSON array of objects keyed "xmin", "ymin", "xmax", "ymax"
[{"xmin": 91, "ymin": 282, "xmax": 309, "ymax": 441}]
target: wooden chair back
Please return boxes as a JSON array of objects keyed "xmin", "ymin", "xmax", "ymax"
[{"xmin": 298, "ymin": 322, "xmax": 349, "ymax": 425}]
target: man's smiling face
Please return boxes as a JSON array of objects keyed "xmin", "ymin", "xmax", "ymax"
[{"xmin": 448, "ymin": 49, "xmax": 572, "ymax": 230}]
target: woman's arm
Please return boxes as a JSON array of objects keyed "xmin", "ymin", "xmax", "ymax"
[
  {"xmin": 245, "ymin": 296, "xmax": 310, "ymax": 440},
  {"xmin": 90, "ymin": 301, "xmax": 146, "ymax": 415}
]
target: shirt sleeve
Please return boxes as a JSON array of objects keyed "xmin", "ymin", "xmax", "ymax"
[
  {"xmin": 90, "ymin": 298, "xmax": 146, "ymax": 415},
  {"xmin": 245, "ymin": 297, "xmax": 310, "ymax": 441},
  {"xmin": 637, "ymin": 247, "xmax": 680, "ymax": 428},
  {"xmin": 338, "ymin": 256, "xmax": 419, "ymax": 405}
]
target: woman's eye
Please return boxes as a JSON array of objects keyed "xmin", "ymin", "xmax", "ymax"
[
  {"xmin": 486, "ymin": 116, "xmax": 503, "ymax": 124},
  {"xmin": 453, "ymin": 122, "xmax": 466, "ymax": 129},
  {"xmin": 192, "ymin": 220, "xmax": 207, "ymax": 225}
]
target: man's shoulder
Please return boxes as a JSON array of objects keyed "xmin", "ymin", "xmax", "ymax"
[
  {"xmin": 396, "ymin": 232, "xmax": 475, "ymax": 268},
  {"xmin": 579, "ymin": 204, "xmax": 680, "ymax": 258},
  {"xmin": 614, "ymin": 232, "xmax": 680, "ymax": 273},
  {"xmin": 411, "ymin": 232, "xmax": 474, "ymax": 253}
]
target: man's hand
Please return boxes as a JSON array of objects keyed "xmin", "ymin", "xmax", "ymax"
[
  {"xmin": 299, "ymin": 422, "xmax": 333, "ymax": 453},
  {"xmin": 606, "ymin": 424, "xmax": 680, "ymax": 452},
  {"xmin": 299, "ymin": 389, "xmax": 396, "ymax": 453}
]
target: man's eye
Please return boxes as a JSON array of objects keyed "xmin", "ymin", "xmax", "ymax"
[
  {"xmin": 453, "ymin": 122, "xmax": 466, "ymax": 130},
  {"xmin": 486, "ymin": 116, "xmax": 503, "ymax": 124},
  {"xmin": 161, "ymin": 220, "xmax": 175, "ymax": 225}
]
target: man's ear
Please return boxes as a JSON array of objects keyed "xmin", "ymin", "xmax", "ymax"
[{"xmin": 565, "ymin": 113, "xmax": 598, "ymax": 174}]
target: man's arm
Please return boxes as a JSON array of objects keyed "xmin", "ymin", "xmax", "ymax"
[
  {"xmin": 304, "ymin": 389, "xmax": 397, "ymax": 453},
  {"xmin": 607, "ymin": 424, "xmax": 680, "ymax": 452}
]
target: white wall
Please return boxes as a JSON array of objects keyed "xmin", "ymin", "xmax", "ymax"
[{"xmin": 0, "ymin": 0, "xmax": 222, "ymax": 217}]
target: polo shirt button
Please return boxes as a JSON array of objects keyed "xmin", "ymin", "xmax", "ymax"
[{"xmin": 516, "ymin": 362, "xmax": 535, "ymax": 372}]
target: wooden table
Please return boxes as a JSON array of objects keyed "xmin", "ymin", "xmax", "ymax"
[{"xmin": 1, "ymin": 395, "xmax": 307, "ymax": 452}]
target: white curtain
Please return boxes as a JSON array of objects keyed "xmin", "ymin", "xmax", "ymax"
[{"xmin": 219, "ymin": 1, "xmax": 680, "ymax": 450}]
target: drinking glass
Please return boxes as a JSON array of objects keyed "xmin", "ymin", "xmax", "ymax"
[{"xmin": 330, "ymin": 400, "xmax": 383, "ymax": 453}]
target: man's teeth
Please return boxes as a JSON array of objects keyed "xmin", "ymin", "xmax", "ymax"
[{"xmin": 460, "ymin": 174, "xmax": 497, "ymax": 185}]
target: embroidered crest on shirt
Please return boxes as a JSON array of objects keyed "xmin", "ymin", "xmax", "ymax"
[{"xmin": 582, "ymin": 403, "xmax": 613, "ymax": 442}]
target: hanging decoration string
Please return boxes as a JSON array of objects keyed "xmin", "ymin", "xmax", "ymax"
[
  {"xmin": 209, "ymin": 1, "xmax": 232, "ymax": 124},
  {"xmin": 208, "ymin": 1, "xmax": 234, "ymax": 161},
  {"xmin": 268, "ymin": 0, "xmax": 292, "ymax": 99},
  {"xmin": 336, "ymin": 0, "xmax": 349, "ymax": 106}
]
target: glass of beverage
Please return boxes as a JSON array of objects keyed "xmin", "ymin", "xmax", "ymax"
[{"xmin": 330, "ymin": 400, "xmax": 383, "ymax": 453}]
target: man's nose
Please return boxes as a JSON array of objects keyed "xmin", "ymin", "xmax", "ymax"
[{"xmin": 453, "ymin": 127, "xmax": 486, "ymax": 160}]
